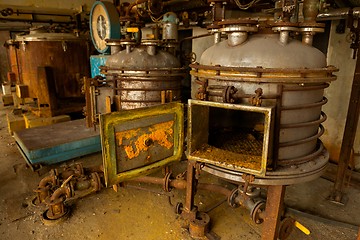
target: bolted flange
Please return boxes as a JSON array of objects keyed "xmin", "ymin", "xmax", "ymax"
[{"xmin": 189, "ymin": 212, "xmax": 211, "ymax": 239}]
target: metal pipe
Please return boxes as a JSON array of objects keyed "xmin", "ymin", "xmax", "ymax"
[
  {"xmin": 302, "ymin": 32, "xmax": 314, "ymax": 46},
  {"xmin": 130, "ymin": 175, "xmax": 232, "ymax": 197},
  {"xmin": 228, "ymin": 32, "xmax": 248, "ymax": 47},
  {"xmin": 50, "ymin": 186, "xmax": 70, "ymax": 201},
  {"xmin": 197, "ymin": 183, "xmax": 232, "ymax": 197},
  {"xmin": 146, "ymin": 45, "xmax": 157, "ymax": 56},
  {"xmin": 179, "ymin": 33, "xmax": 213, "ymax": 52},
  {"xmin": 317, "ymin": 7, "xmax": 360, "ymax": 21},
  {"xmin": 125, "ymin": 0, "xmax": 147, "ymax": 17},
  {"xmin": 279, "ymin": 124, "xmax": 325, "ymax": 147},
  {"xmin": 214, "ymin": 32, "xmax": 221, "ymax": 44},
  {"xmin": 303, "ymin": 0, "xmax": 320, "ymax": 22},
  {"xmin": 85, "ymin": 165, "xmax": 104, "ymax": 173},
  {"xmin": 279, "ymin": 30, "xmax": 290, "ymax": 45},
  {"xmin": 39, "ymin": 175, "xmax": 57, "ymax": 188},
  {"xmin": 278, "ymin": 141, "xmax": 324, "ymax": 166},
  {"xmin": 126, "ymin": 44, "xmax": 131, "ymax": 54},
  {"xmin": 133, "ymin": 176, "xmax": 163, "ymax": 185}
]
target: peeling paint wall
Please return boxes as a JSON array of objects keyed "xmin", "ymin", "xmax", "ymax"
[{"xmin": 322, "ymin": 20, "xmax": 360, "ymax": 169}]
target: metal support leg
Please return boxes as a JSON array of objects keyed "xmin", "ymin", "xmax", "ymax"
[
  {"xmin": 262, "ymin": 185, "xmax": 286, "ymax": 240},
  {"xmin": 182, "ymin": 160, "xmax": 197, "ymax": 221},
  {"xmin": 331, "ymin": 48, "xmax": 360, "ymax": 204}
]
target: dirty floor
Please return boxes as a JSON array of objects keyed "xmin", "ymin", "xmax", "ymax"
[{"xmin": 0, "ymin": 99, "xmax": 359, "ymax": 240}]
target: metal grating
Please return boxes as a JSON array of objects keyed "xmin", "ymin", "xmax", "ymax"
[{"xmin": 209, "ymin": 128, "xmax": 263, "ymax": 156}]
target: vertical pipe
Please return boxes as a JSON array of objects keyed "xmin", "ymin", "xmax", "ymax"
[
  {"xmin": 279, "ymin": 31, "xmax": 289, "ymax": 45},
  {"xmin": 272, "ymin": 85, "xmax": 283, "ymax": 169},
  {"xmin": 302, "ymin": 33, "xmax": 314, "ymax": 46},
  {"xmin": 214, "ymin": 32, "xmax": 221, "ymax": 44},
  {"xmin": 105, "ymin": 96, "xmax": 112, "ymax": 113},
  {"xmin": 261, "ymin": 185, "xmax": 286, "ymax": 240},
  {"xmin": 331, "ymin": 48, "xmax": 360, "ymax": 203},
  {"xmin": 161, "ymin": 90, "xmax": 166, "ymax": 104},
  {"xmin": 303, "ymin": 0, "xmax": 319, "ymax": 22}
]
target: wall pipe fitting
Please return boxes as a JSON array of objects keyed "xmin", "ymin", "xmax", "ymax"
[
  {"xmin": 279, "ymin": 30, "xmax": 290, "ymax": 45},
  {"xmin": 214, "ymin": 32, "xmax": 221, "ymax": 44},
  {"xmin": 228, "ymin": 32, "xmax": 248, "ymax": 47},
  {"xmin": 126, "ymin": 44, "xmax": 132, "ymax": 54},
  {"xmin": 147, "ymin": 45, "xmax": 157, "ymax": 56},
  {"xmin": 302, "ymin": 32, "xmax": 314, "ymax": 45}
]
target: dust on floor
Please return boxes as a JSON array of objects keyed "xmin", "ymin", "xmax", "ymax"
[{"xmin": 0, "ymin": 101, "xmax": 359, "ymax": 240}]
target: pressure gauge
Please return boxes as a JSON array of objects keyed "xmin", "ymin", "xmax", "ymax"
[{"xmin": 90, "ymin": 1, "xmax": 121, "ymax": 53}]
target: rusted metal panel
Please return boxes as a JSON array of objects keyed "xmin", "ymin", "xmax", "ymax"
[
  {"xmin": 36, "ymin": 66, "xmax": 57, "ymax": 116},
  {"xmin": 17, "ymin": 40, "xmax": 89, "ymax": 98},
  {"xmin": 100, "ymin": 102, "xmax": 184, "ymax": 186},
  {"xmin": 6, "ymin": 42, "xmax": 19, "ymax": 83}
]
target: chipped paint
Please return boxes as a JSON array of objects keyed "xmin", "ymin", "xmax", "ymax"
[{"xmin": 116, "ymin": 120, "xmax": 174, "ymax": 159}]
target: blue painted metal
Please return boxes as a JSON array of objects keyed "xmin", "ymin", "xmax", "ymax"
[
  {"xmin": 90, "ymin": 54, "xmax": 109, "ymax": 78},
  {"xmin": 13, "ymin": 119, "xmax": 101, "ymax": 168},
  {"xmin": 162, "ymin": 12, "xmax": 178, "ymax": 23},
  {"xmin": 89, "ymin": 1, "xmax": 121, "ymax": 54}
]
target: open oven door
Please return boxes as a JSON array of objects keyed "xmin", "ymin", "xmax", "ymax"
[{"xmin": 100, "ymin": 102, "xmax": 184, "ymax": 187}]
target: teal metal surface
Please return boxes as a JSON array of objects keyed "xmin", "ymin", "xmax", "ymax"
[
  {"xmin": 90, "ymin": 54, "xmax": 109, "ymax": 77},
  {"xmin": 14, "ymin": 119, "xmax": 101, "ymax": 168}
]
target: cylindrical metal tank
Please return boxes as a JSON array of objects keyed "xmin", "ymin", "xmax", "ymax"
[
  {"xmin": 105, "ymin": 40, "xmax": 183, "ymax": 109},
  {"xmin": 191, "ymin": 21, "xmax": 337, "ymax": 169},
  {"xmin": 14, "ymin": 31, "xmax": 90, "ymax": 99}
]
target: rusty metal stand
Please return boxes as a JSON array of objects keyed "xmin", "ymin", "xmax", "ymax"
[
  {"xmin": 183, "ymin": 160, "xmax": 198, "ymax": 221},
  {"xmin": 261, "ymin": 185, "xmax": 286, "ymax": 240},
  {"xmin": 330, "ymin": 48, "xmax": 360, "ymax": 204},
  {"xmin": 181, "ymin": 160, "xmax": 212, "ymax": 239}
]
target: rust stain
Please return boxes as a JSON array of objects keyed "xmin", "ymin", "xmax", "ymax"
[{"xmin": 116, "ymin": 121, "xmax": 174, "ymax": 159}]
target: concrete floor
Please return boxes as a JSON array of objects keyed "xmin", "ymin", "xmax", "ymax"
[{"xmin": 0, "ymin": 99, "xmax": 359, "ymax": 240}]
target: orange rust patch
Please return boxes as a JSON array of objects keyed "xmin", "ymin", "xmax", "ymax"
[
  {"xmin": 191, "ymin": 144, "xmax": 262, "ymax": 171},
  {"xmin": 116, "ymin": 121, "xmax": 174, "ymax": 159}
]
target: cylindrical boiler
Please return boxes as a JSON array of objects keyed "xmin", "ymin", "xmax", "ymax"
[
  {"xmin": 11, "ymin": 30, "xmax": 90, "ymax": 116},
  {"xmin": 104, "ymin": 40, "xmax": 183, "ymax": 110},
  {"xmin": 190, "ymin": 20, "xmax": 338, "ymax": 182}
]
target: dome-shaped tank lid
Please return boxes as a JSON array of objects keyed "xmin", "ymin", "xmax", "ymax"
[
  {"xmin": 106, "ymin": 45, "xmax": 181, "ymax": 70},
  {"xmin": 200, "ymin": 34, "xmax": 326, "ymax": 69}
]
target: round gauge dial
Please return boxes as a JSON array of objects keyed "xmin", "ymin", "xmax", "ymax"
[
  {"xmin": 90, "ymin": 1, "xmax": 121, "ymax": 53},
  {"xmin": 96, "ymin": 15, "xmax": 107, "ymax": 40}
]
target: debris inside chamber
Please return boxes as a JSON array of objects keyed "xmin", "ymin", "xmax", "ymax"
[{"xmin": 192, "ymin": 128, "xmax": 264, "ymax": 171}]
